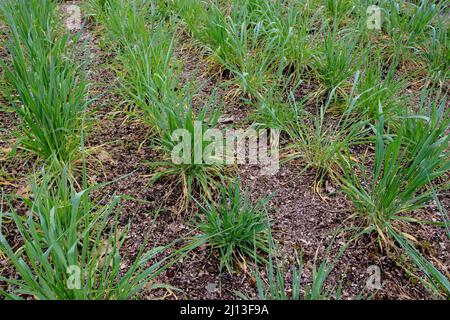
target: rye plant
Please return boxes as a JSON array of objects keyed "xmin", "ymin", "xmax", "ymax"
[
  {"xmin": 252, "ymin": 71, "xmax": 302, "ymax": 131},
  {"xmin": 404, "ymin": 0, "xmax": 444, "ymax": 46},
  {"xmin": 244, "ymin": 236, "xmax": 346, "ymax": 300},
  {"xmin": 400, "ymin": 85, "xmax": 449, "ymax": 145},
  {"xmin": 313, "ymin": 22, "xmax": 363, "ymax": 99},
  {"xmin": 339, "ymin": 82, "xmax": 450, "ymax": 298},
  {"xmin": 91, "ymin": 0, "xmax": 224, "ymax": 206},
  {"xmin": 354, "ymin": 52, "xmax": 404, "ymax": 121},
  {"xmin": 285, "ymin": 84, "xmax": 369, "ymax": 192},
  {"xmin": 379, "ymin": 0, "xmax": 445, "ymax": 64},
  {"xmin": 278, "ymin": 0, "xmax": 322, "ymax": 73},
  {"xmin": 195, "ymin": 181, "xmax": 270, "ymax": 273},
  {"xmin": 148, "ymin": 86, "xmax": 226, "ymax": 207},
  {"xmin": 418, "ymin": 15, "xmax": 449, "ymax": 80},
  {"xmin": 340, "ymin": 93, "xmax": 449, "ymax": 246},
  {"xmin": 325, "ymin": 0, "xmax": 355, "ymax": 24},
  {"xmin": 89, "ymin": 0, "xmax": 178, "ymax": 113},
  {"xmin": 231, "ymin": 0, "xmax": 321, "ymax": 73},
  {"xmin": 0, "ymin": 169, "xmax": 195, "ymax": 299},
  {"xmin": 0, "ymin": 0, "xmax": 88, "ymax": 167},
  {"xmin": 117, "ymin": 23, "xmax": 176, "ymax": 112},
  {"xmin": 88, "ymin": 0, "xmax": 153, "ymax": 50},
  {"xmin": 174, "ymin": 0, "xmax": 282, "ymax": 99},
  {"xmin": 389, "ymin": 225, "xmax": 450, "ymax": 298}
]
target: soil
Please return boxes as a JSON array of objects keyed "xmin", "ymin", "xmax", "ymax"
[{"xmin": 0, "ymin": 1, "xmax": 448, "ymax": 300}]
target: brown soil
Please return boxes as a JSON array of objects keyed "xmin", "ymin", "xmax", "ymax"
[{"xmin": 0, "ymin": 1, "xmax": 448, "ymax": 300}]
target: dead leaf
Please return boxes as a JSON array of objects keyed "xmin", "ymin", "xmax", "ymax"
[
  {"xmin": 16, "ymin": 185, "xmax": 31, "ymax": 198},
  {"xmin": 0, "ymin": 146, "xmax": 12, "ymax": 155}
]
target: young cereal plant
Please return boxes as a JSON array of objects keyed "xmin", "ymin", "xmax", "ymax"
[
  {"xmin": 252, "ymin": 70, "xmax": 303, "ymax": 131},
  {"xmin": 0, "ymin": 168, "xmax": 197, "ymax": 299},
  {"xmin": 224, "ymin": 20, "xmax": 282, "ymax": 100},
  {"xmin": 339, "ymin": 87, "xmax": 450, "ymax": 299},
  {"xmin": 354, "ymin": 52, "xmax": 405, "ymax": 121},
  {"xmin": 90, "ymin": 0, "xmax": 178, "ymax": 115},
  {"xmin": 279, "ymin": 0, "xmax": 322, "ymax": 74},
  {"xmin": 0, "ymin": 0, "xmax": 89, "ymax": 169},
  {"xmin": 237, "ymin": 233, "xmax": 347, "ymax": 300},
  {"xmin": 88, "ymin": 0, "xmax": 154, "ymax": 51},
  {"xmin": 148, "ymin": 87, "xmax": 226, "ymax": 209},
  {"xmin": 231, "ymin": 0, "xmax": 321, "ymax": 75},
  {"xmin": 117, "ymin": 24, "xmax": 177, "ymax": 113},
  {"xmin": 389, "ymin": 225, "xmax": 450, "ymax": 298},
  {"xmin": 417, "ymin": 15, "xmax": 449, "ymax": 81},
  {"xmin": 405, "ymin": 0, "xmax": 444, "ymax": 46},
  {"xmin": 285, "ymin": 86, "xmax": 369, "ymax": 195},
  {"xmin": 379, "ymin": 0, "xmax": 445, "ymax": 67},
  {"xmin": 174, "ymin": 0, "xmax": 282, "ymax": 100},
  {"xmin": 313, "ymin": 22, "xmax": 364, "ymax": 101},
  {"xmin": 339, "ymin": 91, "xmax": 449, "ymax": 248},
  {"xmin": 195, "ymin": 181, "xmax": 270, "ymax": 274},
  {"xmin": 324, "ymin": 0, "xmax": 356, "ymax": 25},
  {"xmin": 400, "ymin": 85, "xmax": 449, "ymax": 145}
]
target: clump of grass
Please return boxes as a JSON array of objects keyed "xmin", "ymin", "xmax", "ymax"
[
  {"xmin": 379, "ymin": 0, "xmax": 446, "ymax": 66},
  {"xmin": 148, "ymin": 87, "xmax": 226, "ymax": 206},
  {"xmin": 313, "ymin": 23, "xmax": 363, "ymax": 99},
  {"xmin": 0, "ymin": 169, "xmax": 190, "ymax": 299},
  {"xmin": 285, "ymin": 85, "xmax": 369, "ymax": 193},
  {"xmin": 90, "ymin": 0, "xmax": 225, "ymax": 207},
  {"xmin": 325, "ymin": 0, "xmax": 356, "ymax": 24},
  {"xmin": 401, "ymin": 0, "xmax": 444, "ymax": 46},
  {"xmin": 173, "ymin": 0, "xmax": 284, "ymax": 99},
  {"xmin": 117, "ymin": 23, "xmax": 177, "ymax": 112},
  {"xmin": 231, "ymin": 0, "xmax": 321, "ymax": 74},
  {"xmin": 0, "ymin": 0, "xmax": 88, "ymax": 168},
  {"xmin": 88, "ymin": 0, "xmax": 152, "ymax": 50},
  {"xmin": 195, "ymin": 181, "xmax": 270, "ymax": 273},
  {"xmin": 277, "ymin": 0, "xmax": 322, "ymax": 73},
  {"xmin": 252, "ymin": 72, "xmax": 302, "ymax": 131},
  {"xmin": 245, "ymin": 236, "xmax": 347, "ymax": 300},
  {"xmin": 235, "ymin": 222, "xmax": 354, "ymax": 300},
  {"xmin": 417, "ymin": 15, "xmax": 449, "ymax": 80},
  {"xmin": 342, "ymin": 100, "xmax": 450, "ymax": 243},
  {"xmin": 389, "ymin": 225, "xmax": 450, "ymax": 298},
  {"xmin": 340, "ymin": 90, "xmax": 449, "ymax": 246},
  {"xmin": 88, "ymin": 0, "xmax": 178, "ymax": 111},
  {"xmin": 353, "ymin": 52, "xmax": 404, "ymax": 121},
  {"xmin": 400, "ymin": 85, "xmax": 449, "ymax": 143}
]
